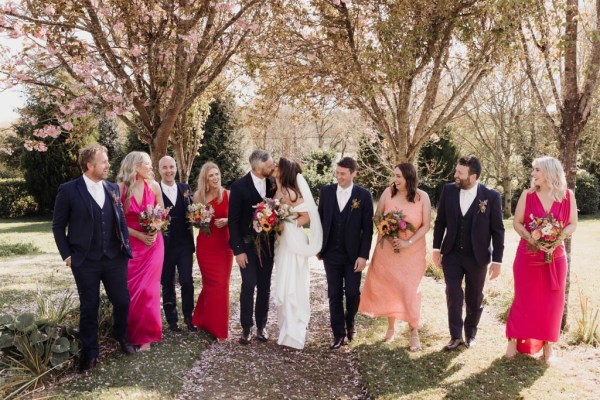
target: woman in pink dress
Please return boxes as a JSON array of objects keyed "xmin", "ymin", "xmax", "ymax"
[
  {"xmin": 117, "ymin": 151, "xmax": 165, "ymax": 351},
  {"xmin": 191, "ymin": 162, "xmax": 233, "ymax": 342},
  {"xmin": 359, "ymin": 163, "xmax": 431, "ymax": 351},
  {"xmin": 505, "ymin": 156, "xmax": 578, "ymax": 364}
]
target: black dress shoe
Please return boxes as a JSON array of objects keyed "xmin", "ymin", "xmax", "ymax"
[
  {"xmin": 239, "ymin": 328, "xmax": 252, "ymax": 345},
  {"xmin": 184, "ymin": 318, "xmax": 198, "ymax": 332},
  {"xmin": 346, "ymin": 325, "xmax": 356, "ymax": 342},
  {"xmin": 169, "ymin": 322, "xmax": 182, "ymax": 332},
  {"xmin": 118, "ymin": 338, "xmax": 137, "ymax": 355},
  {"xmin": 330, "ymin": 336, "xmax": 345, "ymax": 350},
  {"xmin": 256, "ymin": 328, "xmax": 269, "ymax": 342},
  {"xmin": 465, "ymin": 337, "xmax": 477, "ymax": 348},
  {"xmin": 78, "ymin": 356, "xmax": 98, "ymax": 372},
  {"xmin": 445, "ymin": 338, "xmax": 464, "ymax": 351}
]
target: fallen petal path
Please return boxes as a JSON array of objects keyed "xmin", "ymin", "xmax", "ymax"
[{"xmin": 177, "ymin": 258, "xmax": 367, "ymax": 399}]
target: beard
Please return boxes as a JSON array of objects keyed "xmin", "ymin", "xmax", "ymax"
[{"xmin": 455, "ymin": 177, "xmax": 471, "ymax": 190}]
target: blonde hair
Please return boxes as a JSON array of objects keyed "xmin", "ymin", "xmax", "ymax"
[
  {"xmin": 117, "ymin": 151, "xmax": 151, "ymax": 211},
  {"xmin": 531, "ymin": 156, "xmax": 567, "ymax": 202},
  {"xmin": 195, "ymin": 162, "xmax": 223, "ymax": 204}
]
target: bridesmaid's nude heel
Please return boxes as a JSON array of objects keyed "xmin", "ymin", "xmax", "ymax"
[
  {"xmin": 139, "ymin": 343, "xmax": 151, "ymax": 351},
  {"xmin": 505, "ymin": 338, "xmax": 517, "ymax": 359},
  {"xmin": 383, "ymin": 328, "xmax": 395, "ymax": 343},
  {"xmin": 543, "ymin": 342, "xmax": 556, "ymax": 366},
  {"xmin": 409, "ymin": 329, "xmax": 421, "ymax": 351}
]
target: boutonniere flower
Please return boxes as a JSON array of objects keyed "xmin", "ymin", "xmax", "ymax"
[
  {"xmin": 351, "ymin": 198, "xmax": 360, "ymax": 210},
  {"xmin": 111, "ymin": 190, "xmax": 120, "ymax": 207},
  {"xmin": 478, "ymin": 199, "xmax": 488, "ymax": 214},
  {"xmin": 183, "ymin": 189, "xmax": 190, "ymax": 200}
]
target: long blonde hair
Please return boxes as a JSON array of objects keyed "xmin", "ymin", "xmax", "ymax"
[
  {"xmin": 195, "ymin": 162, "xmax": 224, "ymax": 204},
  {"xmin": 117, "ymin": 151, "xmax": 151, "ymax": 211},
  {"xmin": 531, "ymin": 156, "xmax": 567, "ymax": 202}
]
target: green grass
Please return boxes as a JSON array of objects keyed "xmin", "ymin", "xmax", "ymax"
[{"xmin": 0, "ymin": 241, "xmax": 40, "ymax": 257}]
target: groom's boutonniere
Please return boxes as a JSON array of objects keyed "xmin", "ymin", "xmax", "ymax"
[
  {"xmin": 111, "ymin": 190, "xmax": 120, "ymax": 207},
  {"xmin": 351, "ymin": 198, "xmax": 360, "ymax": 210},
  {"xmin": 478, "ymin": 199, "xmax": 488, "ymax": 214},
  {"xmin": 183, "ymin": 189, "xmax": 190, "ymax": 201}
]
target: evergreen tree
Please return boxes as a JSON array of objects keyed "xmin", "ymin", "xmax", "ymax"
[
  {"xmin": 417, "ymin": 128, "xmax": 459, "ymax": 207},
  {"xmin": 302, "ymin": 149, "xmax": 335, "ymax": 202},
  {"xmin": 189, "ymin": 95, "xmax": 243, "ymax": 189}
]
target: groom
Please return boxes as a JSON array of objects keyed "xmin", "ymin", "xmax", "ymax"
[
  {"xmin": 433, "ymin": 156, "xmax": 505, "ymax": 350},
  {"xmin": 52, "ymin": 145, "xmax": 136, "ymax": 372},
  {"xmin": 318, "ymin": 157, "xmax": 373, "ymax": 350},
  {"xmin": 229, "ymin": 149, "xmax": 276, "ymax": 344}
]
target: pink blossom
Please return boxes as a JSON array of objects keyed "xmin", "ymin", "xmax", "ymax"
[
  {"xmin": 23, "ymin": 140, "xmax": 33, "ymax": 151},
  {"xmin": 62, "ymin": 122, "xmax": 73, "ymax": 131},
  {"xmin": 130, "ymin": 45, "xmax": 142, "ymax": 57},
  {"xmin": 399, "ymin": 220, "xmax": 407, "ymax": 230},
  {"xmin": 0, "ymin": 147, "xmax": 14, "ymax": 155},
  {"xmin": 44, "ymin": 6, "xmax": 55, "ymax": 16},
  {"xmin": 28, "ymin": 116, "xmax": 38, "ymax": 125},
  {"xmin": 105, "ymin": 110, "xmax": 117, "ymax": 118},
  {"xmin": 33, "ymin": 128, "xmax": 47, "ymax": 138},
  {"xmin": 114, "ymin": 22, "xmax": 125, "ymax": 33},
  {"xmin": 35, "ymin": 142, "xmax": 48, "ymax": 152},
  {"xmin": 45, "ymin": 125, "xmax": 61, "ymax": 138}
]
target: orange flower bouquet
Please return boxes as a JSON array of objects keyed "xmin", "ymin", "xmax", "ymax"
[
  {"xmin": 374, "ymin": 210, "xmax": 416, "ymax": 253},
  {"xmin": 528, "ymin": 213, "xmax": 565, "ymax": 263}
]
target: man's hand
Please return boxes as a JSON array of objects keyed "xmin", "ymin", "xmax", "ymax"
[
  {"xmin": 236, "ymin": 253, "xmax": 248, "ymax": 269},
  {"xmin": 488, "ymin": 262, "xmax": 501, "ymax": 280},
  {"xmin": 354, "ymin": 257, "xmax": 367, "ymax": 272},
  {"xmin": 432, "ymin": 251, "xmax": 442, "ymax": 268},
  {"xmin": 65, "ymin": 257, "xmax": 72, "ymax": 267}
]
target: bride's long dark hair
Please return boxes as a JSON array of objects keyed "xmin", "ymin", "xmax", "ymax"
[{"xmin": 278, "ymin": 157, "xmax": 303, "ymax": 202}]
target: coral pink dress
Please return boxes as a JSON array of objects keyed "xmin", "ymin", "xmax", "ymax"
[
  {"xmin": 359, "ymin": 190, "xmax": 426, "ymax": 328},
  {"xmin": 506, "ymin": 191, "xmax": 571, "ymax": 351},
  {"xmin": 123, "ymin": 181, "xmax": 164, "ymax": 345},
  {"xmin": 191, "ymin": 191, "xmax": 233, "ymax": 339}
]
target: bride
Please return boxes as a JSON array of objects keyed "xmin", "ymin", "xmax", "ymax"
[{"xmin": 273, "ymin": 158, "xmax": 323, "ymax": 350}]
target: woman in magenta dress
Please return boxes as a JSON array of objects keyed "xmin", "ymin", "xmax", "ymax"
[
  {"xmin": 505, "ymin": 156, "xmax": 578, "ymax": 364},
  {"xmin": 191, "ymin": 162, "xmax": 233, "ymax": 342},
  {"xmin": 117, "ymin": 151, "xmax": 165, "ymax": 351},
  {"xmin": 359, "ymin": 163, "xmax": 431, "ymax": 351}
]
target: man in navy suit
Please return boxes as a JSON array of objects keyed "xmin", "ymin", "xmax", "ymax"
[
  {"xmin": 318, "ymin": 157, "xmax": 374, "ymax": 350},
  {"xmin": 433, "ymin": 156, "xmax": 505, "ymax": 350},
  {"xmin": 158, "ymin": 156, "xmax": 196, "ymax": 332},
  {"xmin": 229, "ymin": 149, "xmax": 276, "ymax": 344},
  {"xmin": 52, "ymin": 145, "xmax": 135, "ymax": 372}
]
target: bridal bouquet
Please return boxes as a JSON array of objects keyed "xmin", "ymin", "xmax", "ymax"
[
  {"xmin": 187, "ymin": 203, "xmax": 215, "ymax": 236},
  {"xmin": 252, "ymin": 198, "xmax": 293, "ymax": 262},
  {"xmin": 139, "ymin": 204, "xmax": 172, "ymax": 235},
  {"xmin": 528, "ymin": 213, "xmax": 564, "ymax": 263},
  {"xmin": 375, "ymin": 210, "xmax": 416, "ymax": 253}
]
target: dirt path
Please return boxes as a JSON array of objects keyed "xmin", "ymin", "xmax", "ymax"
[{"xmin": 177, "ymin": 258, "xmax": 367, "ymax": 400}]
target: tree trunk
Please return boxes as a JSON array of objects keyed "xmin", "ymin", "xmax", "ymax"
[{"xmin": 502, "ymin": 176, "xmax": 512, "ymax": 218}]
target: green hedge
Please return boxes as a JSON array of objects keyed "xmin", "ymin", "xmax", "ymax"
[
  {"xmin": 0, "ymin": 178, "xmax": 39, "ymax": 218},
  {"xmin": 575, "ymin": 170, "xmax": 600, "ymax": 215}
]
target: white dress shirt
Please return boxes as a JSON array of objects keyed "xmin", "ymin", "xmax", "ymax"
[
  {"xmin": 336, "ymin": 183, "xmax": 353, "ymax": 211},
  {"xmin": 83, "ymin": 174, "xmax": 105, "ymax": 208},
  {"xmin": 460, "ymin": 182, "xmax": 479, "ymax": 216},
  {"xmin": 161, "ymin": 182, "xmax": 178, "ymax": 205},
  {"xmin": 251, "ymin": 172, "xmax": 266, "ymax": 198}
]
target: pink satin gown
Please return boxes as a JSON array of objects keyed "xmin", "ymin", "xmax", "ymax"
[
  {"xmin": 123, "ymin": 181, "xmax": 164, "ymax": 345},
  {"xmin": 506, "ymin": 191, "xmax": 571, "ymax": 352},
  {"xmin": 359, "ymin": 190, "xmax": 427, "ymax": 328}
]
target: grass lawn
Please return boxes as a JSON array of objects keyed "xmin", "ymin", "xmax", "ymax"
[{"xmin": 1, "ymin": 215, "xmax": 599, "ymax": 399}]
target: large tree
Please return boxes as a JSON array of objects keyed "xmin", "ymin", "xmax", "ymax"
[
  {"xmin": 252, "ymin": 0, "xmax": 516, "ymax": 163},
  {"xmin": 0, "ymin": 0, "xmax": 264, "ymax": 169},
  {"xmin": 517, "ymin": 0, "xmax": 600, "ymax": 327}
]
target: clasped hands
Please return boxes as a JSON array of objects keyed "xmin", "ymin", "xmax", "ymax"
[{"xmin": 391, "ymin": 237, "xmax": 412, "ymax": 250}]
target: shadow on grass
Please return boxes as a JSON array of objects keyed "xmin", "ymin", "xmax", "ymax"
[
  {"xmin": 444, "ymin": 355, "xmax": 547, "ymax": 399},
  {"xmin": 0, "ymin": 219, "xmax": 52, "ymax": 234},
  {"xmin": 355, "ymin": 342, "xmax": 462, "ymax": 398}
]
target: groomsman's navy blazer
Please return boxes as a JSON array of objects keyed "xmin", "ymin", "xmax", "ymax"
[
  {"xmin": 433, "ymin": 183, "xmax": 504, "ymax": 266},
  {"xmin": 318, "ymin": 183, "xmax": 374, "ymax": 262},
  {"xmin": 52, "ymin": 176, "xmax": 132, "ymax": 268},
  {"xmin": 161, "ymin": 181, "xmax": 195, "ymax": 252}
]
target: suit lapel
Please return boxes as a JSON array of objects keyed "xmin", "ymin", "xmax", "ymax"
[
  {"xmin": 77, "ymin": 177, "xmax": 94, "ymax": 217},
  {"xmin": 246, "ymin": 172, "xmax": 263, "ymax": 203},
  {"xmin": 345, "ymin": 185, "xmax": 358, "ymax": 223}
]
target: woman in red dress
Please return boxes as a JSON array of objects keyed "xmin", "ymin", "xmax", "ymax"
[
  {"xmin": 191, "ymin": 162, "xmax": 233, "ymax": 342},
  {"xmin": 505, "ymin": 156, "xmax": 578, "ymax": 365}
]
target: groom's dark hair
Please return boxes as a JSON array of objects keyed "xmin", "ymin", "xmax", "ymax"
[
  {"xmin": 458, "ymin": 156, "xmax": 482, "ymax": 179},
  {"xmin": 337, "ymin": 157, "xmax": 358, "ymax": 173}
]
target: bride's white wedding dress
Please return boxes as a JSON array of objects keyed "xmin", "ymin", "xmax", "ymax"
[{"xmin": 274, "ymin": 174, "xmax": 323, "ymax": 350}]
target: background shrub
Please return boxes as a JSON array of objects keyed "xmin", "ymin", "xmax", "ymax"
[
  {"xmin": 575, "ymin": 170, "xmax": 600, "ymax": 215},
  {"xmin": 0, "ymin": 178, "xmax": 38, "ymax": 218}
]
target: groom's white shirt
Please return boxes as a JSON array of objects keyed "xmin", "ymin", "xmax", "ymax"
[
  {"xmin": 336, "ymin": 183, "xmax": 353, "ymax": 211},
  {"xmin": 251, "ymin": 171, "xmax": 266, "ymax": 198}
]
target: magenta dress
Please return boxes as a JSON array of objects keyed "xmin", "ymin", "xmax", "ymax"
[
  {"xmin": 123, "ymin": 181, "xmax": 164, "ymax": 346},
  {"xmin": 506, "ymin": 191, "xmax": 571, "ymax": 350}
]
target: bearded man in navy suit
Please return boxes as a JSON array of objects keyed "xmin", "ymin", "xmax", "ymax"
[
  {"xmin": 432, "ymin": 156, "xmax": 505, "ymax": 350},
  {"xmin": 52, "ymin": 145, "xmax": 136, "ymax": 372},
  {"xmin": 318, "ymin": 157, "xmax": 374, "ymax": 350}
]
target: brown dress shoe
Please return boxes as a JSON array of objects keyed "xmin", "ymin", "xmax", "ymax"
[{"xmin": 445, "ymin": 338, "xmax": 464, "ymax": 351}]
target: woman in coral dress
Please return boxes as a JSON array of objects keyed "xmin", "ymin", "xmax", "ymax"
[
  {"xmin": 359, "ymin": 163, "xmax": 431, "ymax": 351},
  {"xmin": 191, "ymin": 162, "xmax": 233, "ymax": 342},
  {"xmin": 118, "ymin": 151, "xmax": 165, "ymax": 351},
  {"xmin": 505, "ymin": 156, "xmax": 578, "ymax": 364}
]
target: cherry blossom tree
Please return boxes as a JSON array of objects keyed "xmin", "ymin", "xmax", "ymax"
[
  {"xmin": 0, "ymin": 0, "xmax": 264, "ymax": 169},
  {"xmin": 251, "ymin": 0, "xmax": 517, "ymax": 163}
]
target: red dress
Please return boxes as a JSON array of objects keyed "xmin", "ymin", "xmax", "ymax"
[
  {"xmin": 506, "ymin": 191, "xmax": 571, "ymax": 352},
  {"xmin": 191, "ymin": 191, "xmax": 233, "ymax": 339}
]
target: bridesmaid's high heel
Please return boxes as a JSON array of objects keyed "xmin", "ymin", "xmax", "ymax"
[
  {"xmin": 505, "ymin": 338, "xmax": 517, "ymax": 359},
  {"xmin": 543, "ymin": 342, "xmax": 556, "ymax": 366},
  {"xmin": 409, "ymin": 329, "xmax": 421, "ymax": 351},
  {"xmin": 139, "ymin": 343, "xmax": 151, "ymax": 351}
]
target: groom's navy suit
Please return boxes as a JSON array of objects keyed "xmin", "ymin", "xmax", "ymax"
[
  {"xmin": 229, "ymin": 172, "xmax": 276, "ymax": 332},
  {"xmin": 319, "ymin": 183, "xmax": 373, "ymax": 339},
  {"xmin": 433, "ymin": 182, "xmax": 505, "ymax": 340},
  {"xmin": 52, "ymin": 176, "xmax": 132, "ymax": 359}
]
